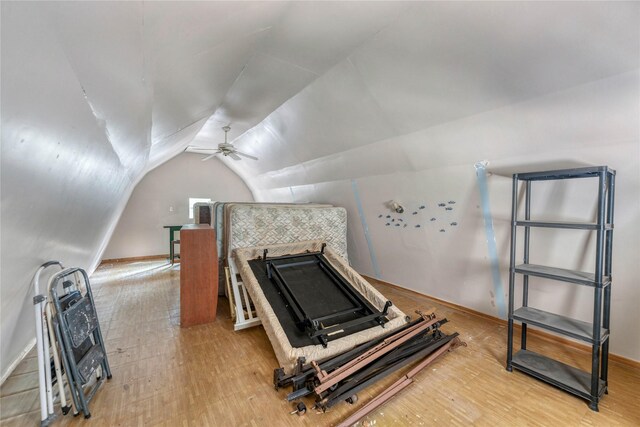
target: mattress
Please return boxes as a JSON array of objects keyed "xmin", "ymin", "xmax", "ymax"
[
  {"xmin": 227, "ymin": 205, "xmax": 347, "ymax": 262},
  {"xmin": 223, "ymin": 203, "xmax": 344, "ymax": 330},
  {"xmin": 214, "ymin": 202, "xmax": 332, "ymax": 291},
  {"xmin": 233, "ymin": 240, "xmax": 408, "ymax": 372},
  {"xmin": 213, "ymin": 202, "xmax": 226, "ymax": 259}
]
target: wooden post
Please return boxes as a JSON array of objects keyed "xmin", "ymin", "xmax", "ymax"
[{"xmin": 179, "ymin": 224, "xmax": 218, "ymax": 327}]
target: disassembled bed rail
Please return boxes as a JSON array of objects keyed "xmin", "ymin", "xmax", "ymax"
[
  {"xmin": 228, "ymin": 257, "xmax": 261, "ymax": 330},
  {"xmin": 264, "ymin": 244, "xmax": 391, "ymax": 347},
  {"xmin": 312, "ymin": 312, "xmax": 438, "ymax": 393},
  {"xmin": 319, "ymin": 331, "xmax": 459, "ymax": 410},
  {"xmin": 273, "ymin": 310, "xmax": 465, "ymax": 424},
  {"xmin": 336, "ymin": 336, "xmax": 466, "ymax": 427},
  {"xmin": 274, "ymin": 312, "xmax": 440, "ymax": 396}
]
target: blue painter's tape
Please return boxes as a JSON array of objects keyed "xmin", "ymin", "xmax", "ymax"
[
  {"xmin": 475, "ymin": 162, "xmax": 507, "ymax": 318},
  {"xmin": 351, "ymin": 179, "xmax": 381, "ymax": 279}
]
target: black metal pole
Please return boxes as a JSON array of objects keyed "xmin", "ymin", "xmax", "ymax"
[
  {"xmin": 601, "ymin": 171, "xmax": 615, "ymax": 388},
  {"xmin": 522, "ymin": 180, "xmax": 531, "ymax": 350},
  {"xmin": 507, "ymin": 174, "xmax": 518, "ymax": 371},
  {"xmin": 269, "ymin": 263, "xmax": 309, "ymax": 328},
  {"xmin": 322, "ymin": 333, "xmax": 458, "ymax": 409},
  {"xmin": 280, "ymin": 317, "xmax": 429, "ymax": 395},
  {"xmin": 590, "ymin": 171, "xmax": 606, "ymax": 410}
]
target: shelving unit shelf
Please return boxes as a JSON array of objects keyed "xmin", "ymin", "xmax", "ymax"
[{"xmin": 506, "ymin": 166, "xmax": 615, "ymax": 412}]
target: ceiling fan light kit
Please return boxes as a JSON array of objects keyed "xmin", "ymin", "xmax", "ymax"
[{"xmin": 196, "ymin": 126, "xmax": 258, "ymax": 162}]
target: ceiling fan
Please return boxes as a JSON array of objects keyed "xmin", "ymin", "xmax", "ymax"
[{"xmin": 192, "ymin": 126, "xmax": 258, "ymax": 161}]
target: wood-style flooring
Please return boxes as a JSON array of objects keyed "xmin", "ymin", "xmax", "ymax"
[{"xmin": 1, "ymin": 260, "xmax": 638, "ymax": 426}]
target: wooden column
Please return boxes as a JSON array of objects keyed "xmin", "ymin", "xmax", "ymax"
[{"xmin": 179, "ymin": 224, "xmax": 218, "ymax": 327}]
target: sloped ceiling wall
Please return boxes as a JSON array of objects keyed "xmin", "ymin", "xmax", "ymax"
[
  {"xmin": 1, "ymin": 1, "xmax": 639, "ymax": 378},
  {"xmin": 0, "ymin": 0, "xmax": 409, "ymax": 380},
  {"xmin": 229, "ymin": 2, "xmax": 640, "ymax": 361}
]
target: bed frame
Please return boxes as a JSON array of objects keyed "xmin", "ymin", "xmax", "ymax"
[
  {"xmin": 212, "ymin": 202, "xmax": 330, "ymax": 321},
  {"xmin": 233, "ymin": 241, "xmax": 409, "ymax": 372},
  {"xmin": 263, "ymin": 244, "xmax": 391, "ymax": 347},
  {"xmin": 223, "ymin": 204, "xmax": 347, "ymax": 330}
]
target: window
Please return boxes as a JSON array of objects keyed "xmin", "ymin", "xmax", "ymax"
[{"xmin": 188, "ymin": 198, "xmax": 212, "ymax": 219}]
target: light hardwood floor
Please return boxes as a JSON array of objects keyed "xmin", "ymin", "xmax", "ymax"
[{"xmin": 1, "ymin": 260, "xmax": 638, "ymax": 426}]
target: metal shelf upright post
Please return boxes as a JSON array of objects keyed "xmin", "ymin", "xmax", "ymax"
[{"xmin": 506, "ymin": 166, "xmax": 615, "ymax": 412}]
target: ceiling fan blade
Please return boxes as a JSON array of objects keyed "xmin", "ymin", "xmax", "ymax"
[
  {"xmin": 201, "ymin": 152, "xmax": 221, "ymax": 161},
  {"xmin": 228, "ymin": 152, "xmax": 241, "ymax": 161},
  {"xmin": 234, "ymin": 151, "xmax": 258, "ymax": 161},
  {"xmin": 189, "ymin": 146, "xmax": 219, "ymax": 150}
]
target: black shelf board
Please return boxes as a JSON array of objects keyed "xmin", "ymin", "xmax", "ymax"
[
  {"xmin": 512, "ymin": 307, "xmax": 608, "ymax": 344},
  {"xmin": 515, "ymin": 220, "xmax": 613, "ymax": 230},
  {"xmin": 515, "ymin": 166, "xmax": 615, "ymax": 181},
  {"xmin": 511, "ymin": 350, "xmax": 606, "ymax": 402},
  {"xmin": 514, "ymin": 264, "xmax": 610, "ymax": 287}
]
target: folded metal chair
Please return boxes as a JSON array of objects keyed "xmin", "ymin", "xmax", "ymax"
[{"xmin": 49, "ymin": 267, "xmax": 111, "ymax": 419}]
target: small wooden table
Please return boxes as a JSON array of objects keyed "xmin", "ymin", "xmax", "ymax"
[{"xmin": 179, "ymin": 224, "xmax": 218, "ymax": 327}]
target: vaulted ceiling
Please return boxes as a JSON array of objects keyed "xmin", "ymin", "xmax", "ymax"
[
  {"xmin": 8, "ymin": 2, "xmax": 637, "ymax": 177},
  {"xmin": 2, "ymin": 1, "xmax": 639, "ymax": 378}
]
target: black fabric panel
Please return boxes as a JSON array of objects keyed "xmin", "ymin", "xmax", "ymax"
[{"xmin": 248, "ymin": 255, "xmax": 383, "ymax": 348}]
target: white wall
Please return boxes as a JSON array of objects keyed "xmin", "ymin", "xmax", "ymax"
[
  {"xmin": 2, "ymin": 1, "xmax": 638, "ymax": 383},
  {"xmin": 103, "ymin": 153, "xmax": 253, "ymax": 260},
  {"xmin": 250, "ymin": 71, "xmax": 640, "ymax": 361},
  {"xmin": 0, "ymin": 2, "xmax": 149, "ymax": 380},
  {"xmin": 227, "ymin": 2, "xmax": 640, "ymax": 364}
]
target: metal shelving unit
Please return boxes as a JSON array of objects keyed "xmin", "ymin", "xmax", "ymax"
[{"xmin": 506, "ymin": 166, "xmax": 615, "ymax": 411}]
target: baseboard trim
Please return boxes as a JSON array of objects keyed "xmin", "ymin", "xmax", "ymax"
[
  {"xmin": 363, "ymin": 275, "xmax": 639, "ymax": 369},
  {"xmin": 100, "ymin": 254, "xmax": 171, "ymax": 264},
  {"xmin": 1, "ymin": 338, "xmax": 36, "ymax": 386}
]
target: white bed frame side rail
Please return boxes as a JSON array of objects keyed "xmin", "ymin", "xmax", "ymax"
[{"xmin": 229, "ymin": 258, "xmax": 261, "ymax": 330}]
